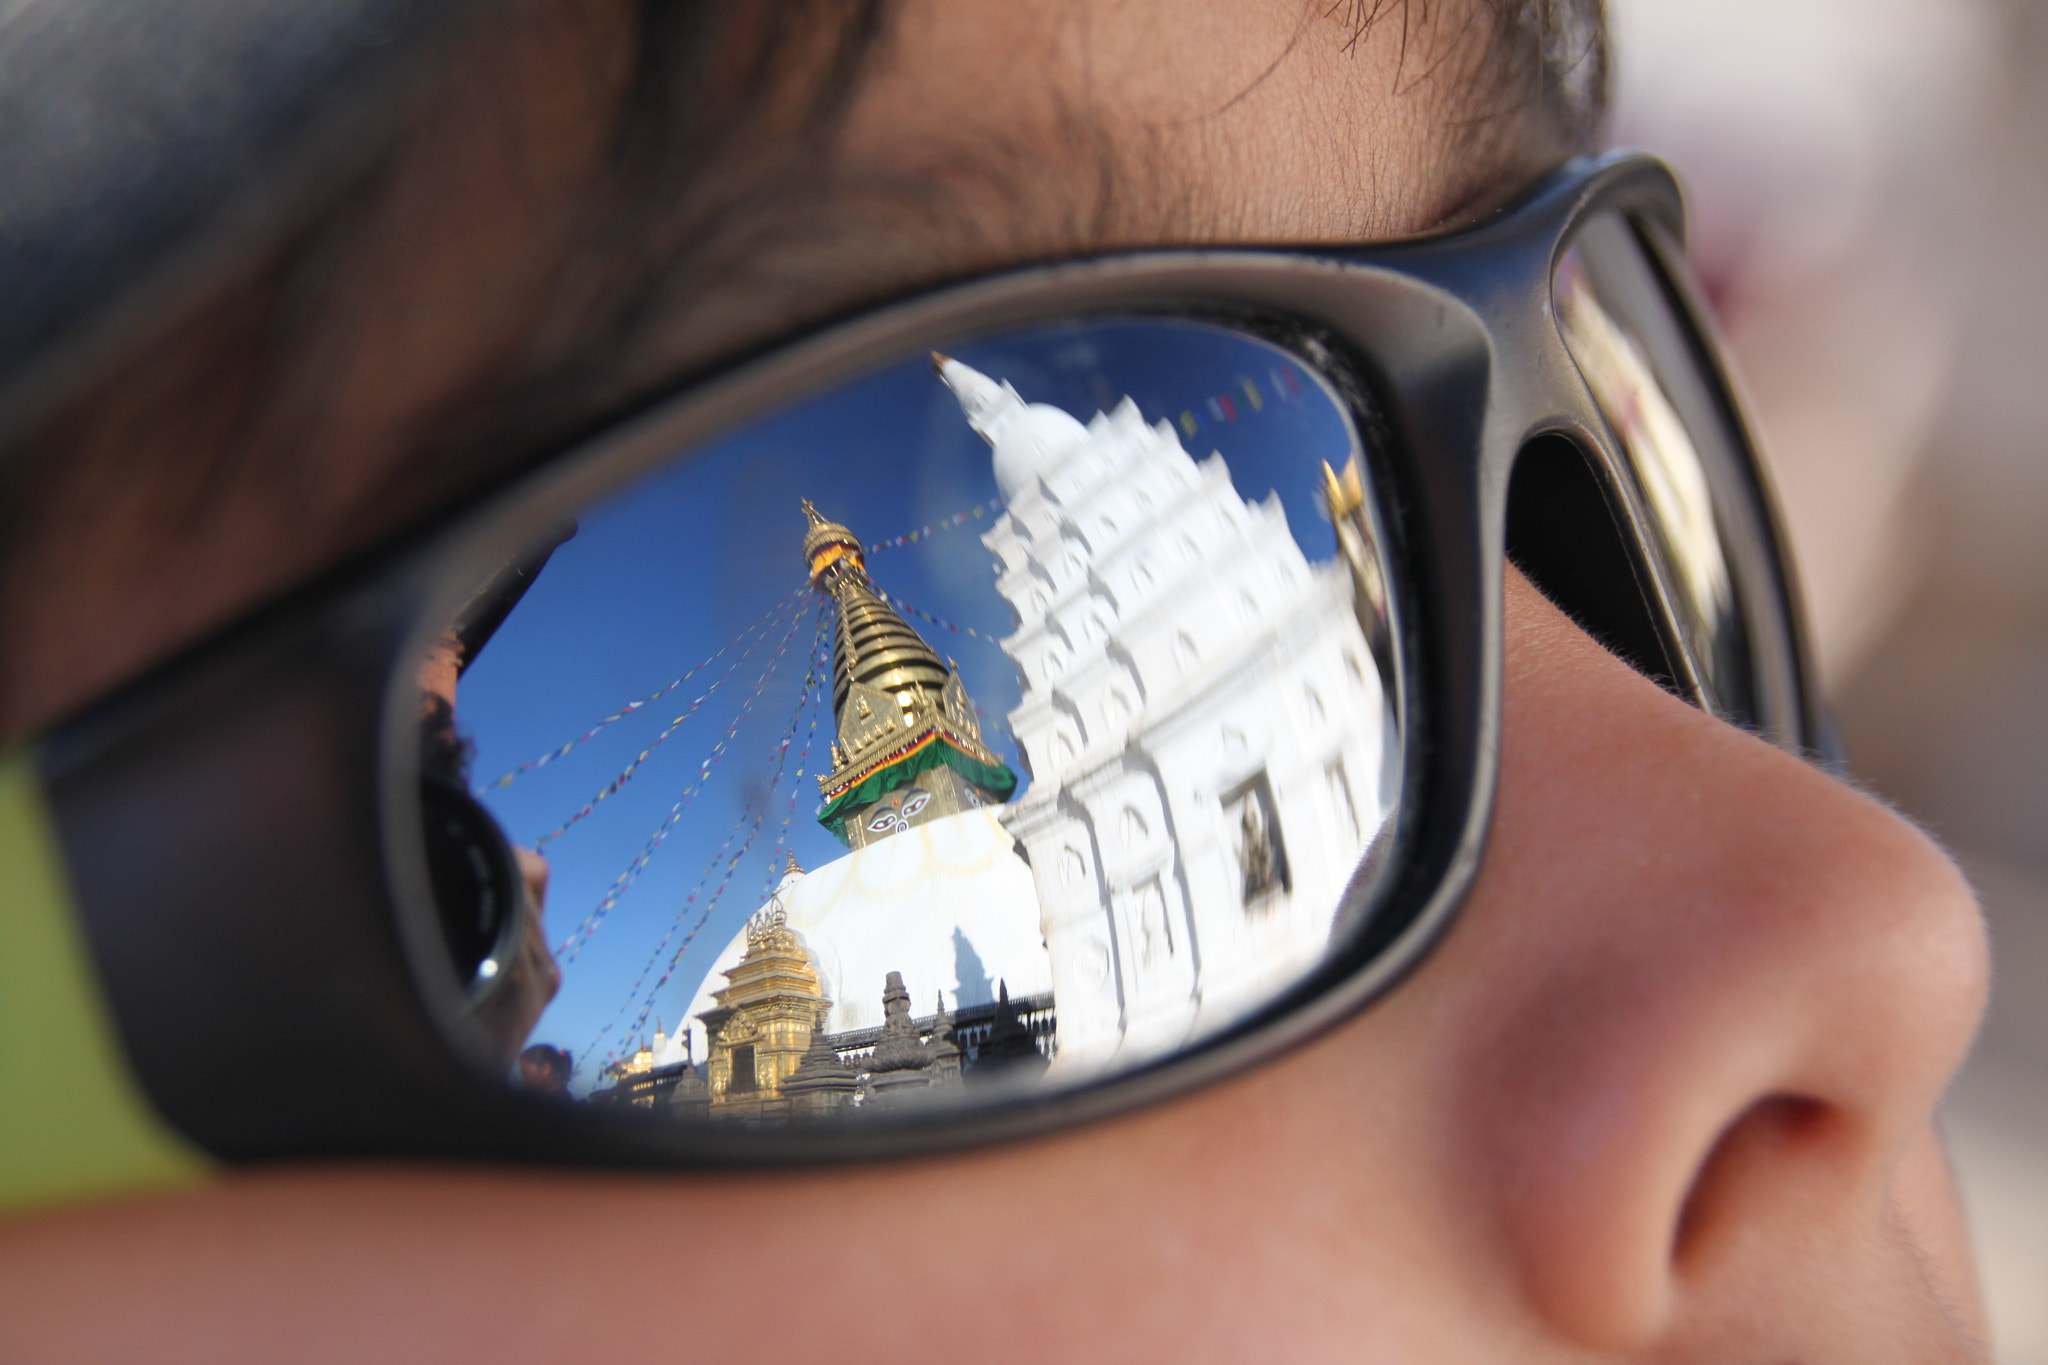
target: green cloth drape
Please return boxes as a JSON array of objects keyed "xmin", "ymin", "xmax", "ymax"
[{"xmin": 816, "ymin": 736, "xmax": 1017, "ymax": 843}]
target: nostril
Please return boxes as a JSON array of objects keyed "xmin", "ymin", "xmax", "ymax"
[{"xmin": 1673, "ymin": 1093, "xmax": 1838, "ymax": 1265}]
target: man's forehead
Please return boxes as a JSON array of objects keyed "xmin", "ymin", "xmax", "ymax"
[
  {"xmin": 594, "ymin": 0, "xmax": 1571, "ymax": 387},
  {"xmin": 0, "ymin": 0, "xmax": 1597, "ymax": 739}
]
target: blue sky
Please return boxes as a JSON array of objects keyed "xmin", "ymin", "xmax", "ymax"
[{"xmin": 456, "ymin": 319, "xmax": 1360, "ymax": 1083}]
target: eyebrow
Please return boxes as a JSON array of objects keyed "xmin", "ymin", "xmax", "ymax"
[{"xmin": 0, "ymin": 0, "xmax": 1606, "ymax": 737}]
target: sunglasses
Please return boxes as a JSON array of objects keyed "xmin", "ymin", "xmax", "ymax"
[{"xmin": 1, "ymin": 152, "xmax": 1818, "ymax": 1210}]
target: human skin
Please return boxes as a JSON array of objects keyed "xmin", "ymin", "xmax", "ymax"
[{"xmin": 0, "ymin": 1, "xmax": 1992, "ymax": 1361}]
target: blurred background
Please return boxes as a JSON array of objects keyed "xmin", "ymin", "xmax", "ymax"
[{"xmin": 1607, "ymin": 0, "xmax": 2048, "ymax": 1357}]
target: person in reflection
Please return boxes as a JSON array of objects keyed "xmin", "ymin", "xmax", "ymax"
[
  {"xmin": 517, "ymin": 1046, "xmax": 574, "ymax": 1098},
  {"xmin": 0, "ymin": 2, "xmax": 1990, "ymax": 1362},
  {"xmin": 419, "ymin": 628, "xmax": 561, "ymax": 1067}
]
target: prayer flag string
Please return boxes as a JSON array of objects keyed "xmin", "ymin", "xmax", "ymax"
[
  {"xmin": 581, "ymin": 614, "xmax": 830, "ymax": 1065},
  {"xmin": 1174, "ymin": 367, "xmax": 1303, "ymax": 440},
  {"xmin": 756, "ymin": 646, "xmax": 829, "ymax": 903},
  {"xmin": 532, "ymin": 594, "xmax": 806, "ymax": 847},
  {"xmin": 553, "ymin": 603, "xmax": 815, "ymax": 962},
  {"xmin": 878, "ymin": 590, "xmax": 1006, "ymax": 645},
  {"xmin": 486, "ymin": 584, "xmax": 809, "ymax": 790},
  {"xmin": 862, "ymin": 497, "xmax": 1006, "ymax": 554},
  {"xmin": 973, "ymin": 700, "xmax": 1025, "ymax": 771},
  {"xmin": 638, "ymin": 622, "xmax": 830, "ymax": 1020}
]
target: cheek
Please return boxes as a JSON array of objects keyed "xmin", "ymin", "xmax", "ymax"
[{"xmin": 0, "ymin": 579, "xmax": 1985, "ymax": 1365}]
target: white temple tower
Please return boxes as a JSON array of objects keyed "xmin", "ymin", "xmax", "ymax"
[
  {"xmin": 937, "ymin": 355, "xmax": 1390, "ymax": 1072},
  {"xmin": 675, "ymin": 504, "xmax": 1054, "ymax": 1069}
]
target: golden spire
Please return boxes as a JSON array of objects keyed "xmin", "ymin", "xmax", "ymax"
[
  {"xmin": 799, "ymin": 500, "xmax": 1015, "ymax": 848},
  {"xmin": 1320, "ymin": 457, "xmax": 1364, "ymax": 519},
  {"xmin": 828, "ymin": 578, "xmax": 949, "ymax": 716},
  {"xmin": 799, "ymin": 501, "xmax": 949, "ymax": 718},
  {"xmin": 801, "ymin": 499, "xmax": 865, "ymax": 588},
  {"xmin": 1321, "ymin": 457, "xmax": 1393, "ymax": 681}
]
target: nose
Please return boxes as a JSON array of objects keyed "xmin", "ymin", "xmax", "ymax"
[{"xmin": 1450, "ymin": 574, "xmax": 1988, "ymax": 1350}]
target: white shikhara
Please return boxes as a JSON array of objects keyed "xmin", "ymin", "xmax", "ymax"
[
  {"xmin": 678, "ymin": 355, "xmax": 1392, "ymax": 1078},
  {"xmin": 940, "ymin": 356, "xmax": 1391, "ymax": 1072}
]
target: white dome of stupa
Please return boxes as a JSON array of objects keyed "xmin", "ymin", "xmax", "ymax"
[
  {"xmin": 935, "ymin": 354, "xmax": 1087, "ymax": 498},
  {"xmin": 678, "ymin": 807, "xmax": 1053, "ymax": 1055}
]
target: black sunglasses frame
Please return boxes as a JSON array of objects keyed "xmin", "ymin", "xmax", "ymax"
[{"xmin": 37, "ymin": 151, "xmax": 1818, "ymax": 1169}]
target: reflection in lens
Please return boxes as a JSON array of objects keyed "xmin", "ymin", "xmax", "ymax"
[
  {"xmin": 438, "ymin": 321, "xmax": 1403, "ymax": 1121},
  {"xmin": 1557, "ymin": 252, "xmax": 1730, "ymax": 647},
  {"xmin": 413, "ymin": 534, "xmax": 569, "ymax": 1048},
  {"xmin": 1555, "ymin": 216, "xmax": 1763, "ymax": 727}
]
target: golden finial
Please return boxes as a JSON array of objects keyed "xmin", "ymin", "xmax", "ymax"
[
  {"xmin": 801, "ymin": 499, "xmax": 865, "ymax": 587},
  {"xmin": 1321, "ymin": 457, "xmax": 1364, "ymax": 519}
]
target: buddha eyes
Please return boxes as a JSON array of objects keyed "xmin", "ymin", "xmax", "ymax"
[{"xmin": 868, "ymin": 788, "xmax": 933, "ymax": 834}]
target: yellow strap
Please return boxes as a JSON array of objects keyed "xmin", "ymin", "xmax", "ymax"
[{"xmin": 0, "ymin": 747, "xmax": 212, "ymax": 1218}]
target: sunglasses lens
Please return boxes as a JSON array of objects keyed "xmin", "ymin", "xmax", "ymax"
[
  {"xmin": 1553, "ymin": 213, "xmax": 1807, "ymax": 745},
  {"xmin": 410, "ymin": 318, "xmax": 1406, "ymax": 1120}
]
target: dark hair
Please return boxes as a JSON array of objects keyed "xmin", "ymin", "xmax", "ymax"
[
  {"xmin": 520, "ymin": 1044, "xmax": 573, "ymax": 1081},
  {"xmin": 0, "ymin": 0, "xmax": 1605, "ymax": 733},
  {"xmin": 1480, "ymin": 0, "xmax": 1609, "ymax": 146},
  {"xmin": 387, "ymin": 0, "xmax": 1606, "ymax": 498},
  {"xmin": 419, "ymin": 693, "xmax": 474, "ymax": 788}
]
